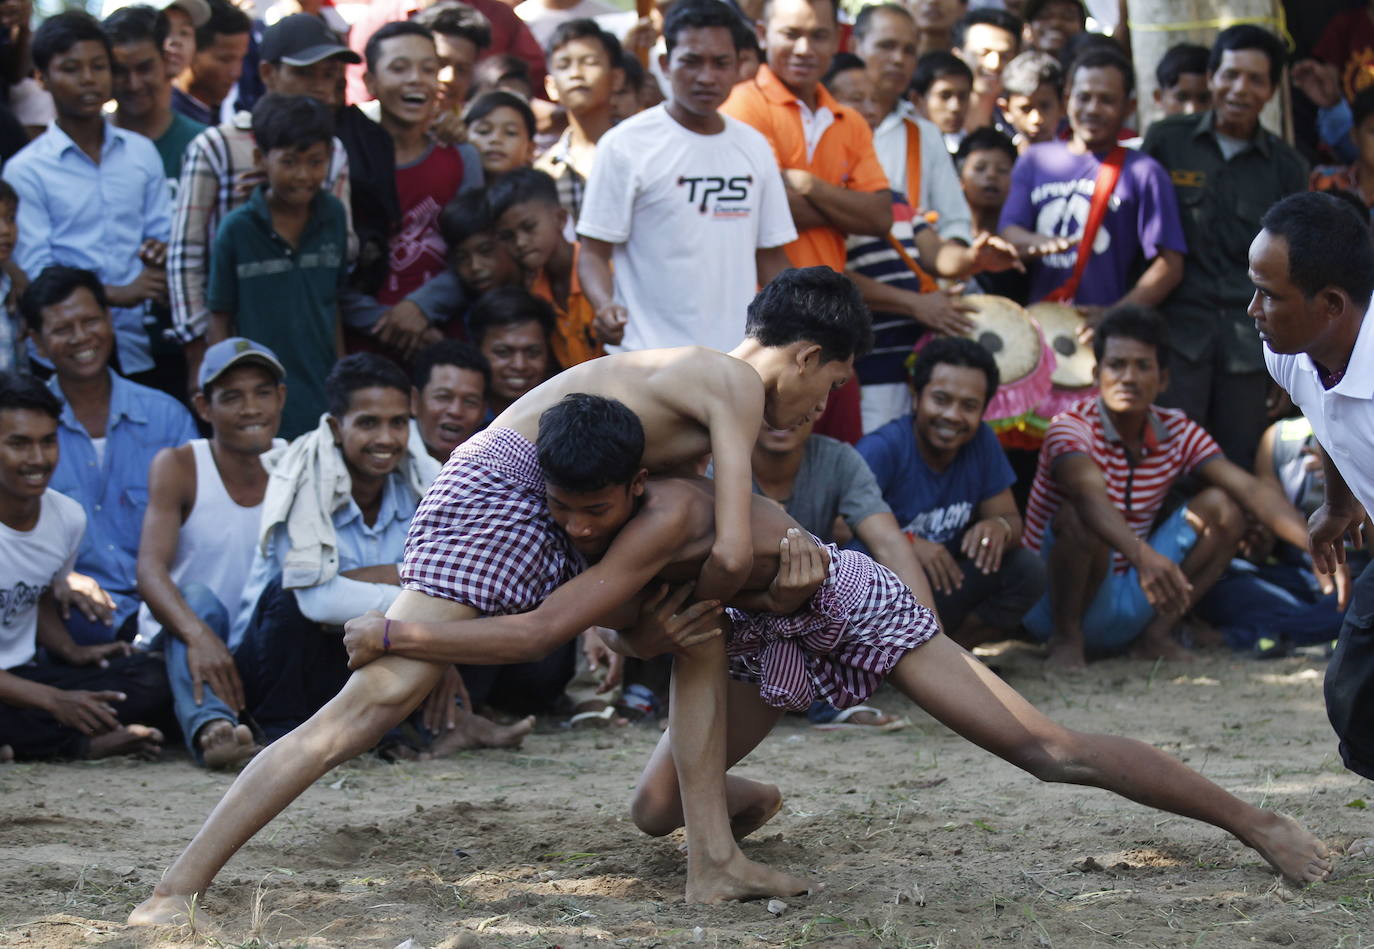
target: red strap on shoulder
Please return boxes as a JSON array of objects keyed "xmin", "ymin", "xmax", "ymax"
[{"xmin": 1044, "ymin": 146, "xmax": 1126, "ymax": 303}]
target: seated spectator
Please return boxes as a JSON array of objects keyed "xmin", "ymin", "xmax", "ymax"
[
  {"xmin": 466, "ymin": 286, "xmax": 555, "ymax": 417},
  {"xmin": 1021, "ymin": 306, "xmax": 1323, "ymax": 671},
  {"xmin": 465, "ymin": 91, "xmax": 538, "ymax": 179},
  {"xmin": 207, "ymin": 94, "xmax": 348, "ymax": 439},
  {"xmin": 439, "ymin": 188, "xmax": 524, "ymax": 303},
  {"xmin": 957, "ymin": 127, "xmax": 1028, "ymax": 303},
  {"xmin": 171, "ymin": 0, "xmax": 250, "ymax": 126},
  {"xmin": 911, "ymin": 50, "xmax": 973, "ymax": 152},
  {"xmin": 0, "ymin": 181, "xmax": 26, "ymax": 374},
  {"xmin": 1311, "ymin": 87, "xmax": 1374, "ymax": 221},
  {"xmin": 0, "ymin": 371, "xmax": 170, "ymax": 761},
  {"xmin": 491, "ymin": 168, "xmax": 600, "ymax": 367},
  {"xmin": 1153, "ymin": 43, "xmax": 1211, "ymax": 118},
  {"xmin": 858, "ymin": 338, "xmax": 1045, "ymax": 648},
  {"xmin": 998, "ymin": 50, "xmax": 1062, "ymax": 149},
  {"xmin": 135, "ymin": 338, "xmax": 286, "ymax": 768},
  {"xmin": 414, "ymin": 1, "xmax": 493, "ymax": 142},
  {"xmin": 952, "ymin": 6, "xmax": 1021, "ymax": 138},
  {"xmin": 5, "ymin": 11, "xmax": 172, "ymax": 384},
  {"xmin": 1024, "ymin": 0, "xmax": 1084, "ymax": 57},
  {"xmin": 409, "ymin": 339, "xmax": 489, "ymax": 464},
  {"xmin": 28, "ymin": 266, "xmax": 197, "ymax": 641},
  {"xmin": 473, "ymin": 53, "xmax": 535, "ymax": 99}
]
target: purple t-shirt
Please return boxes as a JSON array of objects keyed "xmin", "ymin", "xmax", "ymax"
[{"xmin": 999, "ymin": 142, "xmax": 1187, "ymax": 305}]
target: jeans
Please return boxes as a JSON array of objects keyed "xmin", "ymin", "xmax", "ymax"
[
  {"xmin": 156, "ymin": 582, "xmax": 241, "ymax": 759},
  {"xmin": 1196, "ymin": 557, "xmax": 1349, "ymax": 650}
]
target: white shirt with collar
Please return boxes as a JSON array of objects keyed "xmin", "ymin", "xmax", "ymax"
[{"xmin": 871, "ymin": 102, "xmax": 973, "ymax": 245}]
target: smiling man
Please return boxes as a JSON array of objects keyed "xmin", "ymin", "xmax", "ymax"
[{"xmin": 409, "ymin": 339, "xmax": 489, "ymax": 465}]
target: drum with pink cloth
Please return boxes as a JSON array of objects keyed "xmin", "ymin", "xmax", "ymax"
[{"xmin": 1029, "ymin": 301, "xmax": 1097, "ymax": 423}]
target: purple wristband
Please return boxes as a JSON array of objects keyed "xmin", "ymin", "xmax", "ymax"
[{"xmin": 383, "ymin": 619, "xmax": 392, "ymax": 653}]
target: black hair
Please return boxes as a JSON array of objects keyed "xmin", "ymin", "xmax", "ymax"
[
  {"xmin": 760, "ymin": 0, "xmax": 839, "ymax": 26},
  {"xmin": 414, "ymin": 1, "xmax": 493, "ymax": 52},
  {"xmin": 412, "ymin": 339, "xmax": 492, "ymax": 393},
  {"xmin": 1024, "ymin": 0, "xmax": 1085, "ymax": 27},
  {"xmin": 1260, "ymin": 191, "xmax": 1374, "ymax": 312},
  {"xmin": 21, "ymin": 265, "xmax": 109, "ymax": 335},
  {"xmin": 1092, "ymin": 304, "xmax": 1171, "ymax": 370},
  {"xmin": 473, "ymin": 53, "xmax": 533, "ymax": 95},
  {"xmin": 908, "ymin": 336, "xmax": 1000, "ymax": 405},
  {"xmin": 195, "ymin": 0, "xmax": 251, "ymax": 51},
  {"xmin": 32, "ymin": 10, "xmax": 113, "ymax": 73},
  {"xmin": 439, "ymin": 187, "xmax": 497, "ymax": 246},
  {"xmin": 853, "ymin": 3, "xmax": 912, "ymax": 45},
  {"xmin": 1155, "ymin": 42, "xmax": 1208, "ymax": 90},
  {"xmin": 821, "ymin": 51, "xmax": 865, "ymax": 89},
  {"xmin": 251, "ymin": 93, "xmax": 335, "ymax": 154},
  {"xmin": 745, "ymin": 267, "xmax": 873, "ymax": 363},
  {"xmin": 0, "ymin": 369, "xmax": 63, "ymax": 421},
  {"xmin": 546, "ymin": 17, "xmax": 622, "ymax": 67},
  {"xmin": 1352, "ymin": 86, "xmax": 1374, "ymax": 132},
  {"xmin": 1057, "ymin": 31, "xmax": 1117, "ymax": 72},
  {"xmin": 1066, "ymin": 46, "xmax": 1134, "ymax": 97},
  {"xmin": 1001, "ymin": 49, "xmax": 1062, "ymax": 98},
  {"xmin": 1209, "ymin": 24, "xmax": 1285, "ymax": 86},
  {"xmin": 911, "ymin": 50, "xmax": 972, "ymax": 96},
  {"xmin": 365, "ymin": 20, "xmax": 434, "ymax": 74},
  {"xmin": 464, "ymin": 89, "xmax": 536, "ymax": 138},
  {"xmin": 954, "ymin": 125, "xmax": 1016, "ymax": 171},
  {"xmin": 0, "ymin": 179, "xmax": 19, "ymax": 210},
  {"xmin": 102, "ymin": 4, "xmax": 169, "ymax": 52},
  {"xmin": 537, "ymin": 393, "xmax": 645, "ymax": 493},
  {"xmin": 1323, "ymin": 188, "xmax": 1371, "ymax": 220},
  {"xmin": 467, "ymin": 286, "xmax": 557, "ymax": 347},
  {"xmin": 734, "ymin": 16, "xmax": 760, "ymax": 56},
  {"xmin": 324, "ymin": 353, "xmax": 412, "ymax": 418},
  {"xmin": 952, "ymin": 8, "xmax": 1023, "ymax": 51},
  {"xmin": 620, "ymin": 53, "xmax": 646, "ymax": 93},
  {"xmin": 487, "ymin": 166, "xmax": 560, "ymax": 218},
  {"xmin": 663, "ymin": 0, "xmax": 745, "ymax": 57}
]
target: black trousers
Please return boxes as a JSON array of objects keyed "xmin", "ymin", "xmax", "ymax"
[
  {"xmin": 460, "ymin": 641, "xmax": 577, "ymax": 716},
  {"xmin": 1327, "ymin": 559, "xmax": 1374, "ymax": 781}
]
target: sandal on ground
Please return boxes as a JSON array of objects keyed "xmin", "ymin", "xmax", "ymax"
[{"xmin": 811, "ymin": 705, "xmax": 909, "ymax": 732}]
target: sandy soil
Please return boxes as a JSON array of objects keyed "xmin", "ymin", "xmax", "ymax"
[{"xmin": 3, "ymin": 644, "xmax": 1373, "ymax": 949}]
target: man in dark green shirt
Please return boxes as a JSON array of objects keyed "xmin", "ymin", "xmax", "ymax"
[{"xmin": 1141, "ymin": 25, "xmax": 1307, "ymax": 470}]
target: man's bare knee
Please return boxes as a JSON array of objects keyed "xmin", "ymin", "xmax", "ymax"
[
  {"xmin": 1007, "ymin": 731, "xmax": 1089, "ymax": 784},
  {"xmin": 1053, "ymin": 503, "xmax": 1106, "ymax": 551},
  {"xmin": 1186, "ymin": 487, "xmax": 1245, "ymax": 542},
  {"xmin": 631, "ymin": 785, "xmax": 683, "ymax": 837}
]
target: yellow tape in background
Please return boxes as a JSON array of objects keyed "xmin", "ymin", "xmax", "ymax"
[{"xmin": 1127, "ymin": 7, "xmax": 1294, "ymax": 51}]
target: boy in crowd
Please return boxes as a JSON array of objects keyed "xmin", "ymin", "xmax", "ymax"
[
  {"xmin": 207, "ymin": 94, "xmax": 348, "ymax": 439},
  {"xmin": 535, "ymin": 19, "xmax": 623, "ymax": 224},
  {"xmin": 957, "ymin": 127, "xmax": 1027, "ymax": 301},
  {"xmin": 31, "ymin": 266, "xmax": 197, "ymax": 640},
  {"xmin": 911, "ymin": 50, "xmax": 973, "ymax": 152},
  {"xmin": 467, "ymin": 286, "xmax": 556, "ymax": 416},
  {"xmin": 1001, "ymin": 49, "xmax": 1185, "ymax": 317},
  {"xmin": 998, "ymin": 50, "xmax": 1063, "ymax": 149},
  {"xmin": 1154, "ymin": 43, "xmax": 1211, "ymax": 118},
  {"xmin": 0, "ymin": 182, "xmax": 25, "ymax": 374},
  {"xmin": 439, "ymin": 188, "xmax": 523, "ymax": 302},
  {"xmin": 858, "ymin": 337, "xmax": 1044, "ymax": 649},
  {"xmin": 1311, "ymin": 87, "xmax": 1374, "ymax": 221},
  {"xmin": 0, "ymin": 371, "xmax": 169, "ymax": 761},
  {"xmin": 171, "ymin": 0, "xmax": 250, "ymax": 126},
  {"xmin": 135, "ymin": 338, "xmax": 286, "ymax": 769},
  {"xmin": 157, "ymin": 0, "xmax": 208, "ymax": 80},
  {"xmin": 5, "ymin": 11, "xmax": 172, "ymax": 383},
  {"xmin": 1023, "ymin": 0, "xmax": 1084, "ymax": 57},
  {"xmin": 409, "ymin": 339, "xmax": 489, "ymax": 465},
  {"xmin": 952, "ymin": 7, "xmax": 1021, "ymax": 137},
  {"xmin": 1021, "ymin": 306, "xmax": 1328, "ymax": 672},
  {"xmin": 415, "ymin": 1, "xmax": 493, "ymax": 139},
  {"xmin": 465, "ymin": 91, "xmax": 538, "ymax": 179},
  {"xmin": 492, "ymin": 169, "xmax": 601, "ymax": 367},
  {"xmin": 577, "ymin": 0, "xmax": 794, "ymax": 354}
]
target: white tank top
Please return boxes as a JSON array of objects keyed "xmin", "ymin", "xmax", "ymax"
[{"xmin": 135, "ymin": 438, "xmax": 280, "ymax": 647}]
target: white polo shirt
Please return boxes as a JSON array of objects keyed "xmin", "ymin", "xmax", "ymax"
[
  {"xmin": 871, "ymin": 103, "xmax": 973, "ymax": 245},
  {"xmin": 1264, "ymin": 310, "xmax": 1374, "ymax": 515}
]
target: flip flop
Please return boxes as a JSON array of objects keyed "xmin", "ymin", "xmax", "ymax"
[
  {"xmin": 565, "ymin": 705, "xmax": 619, "ymax": 729},
  {"xmin": 811, "ymin": 705, "xmax": 909, "ymax": 732}
]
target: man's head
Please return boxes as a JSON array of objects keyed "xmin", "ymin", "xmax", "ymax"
[
  {"xmin": 537, "ymin": 393, "xmax": 647, "ymax": 560},
  {"xmin": 544, "ymin": 18, "xmax": 622, "ymax": 119},
  {"xmin": 1091, "ymin": 304, "xmax": 1170, "ymax": 413},
  {"xmin": 822, "ymin": 52, "xmax": 880, "ymax": 127},
  {"xmin": 910, "ymin": 0, "xmax": 967, "ymax": 35},
  {"xmin": 325, "ymin": 353, "xmax": 413, "ymax": 485},
  {"xmin": 660, "ymin": 0, "xmax": 742, "ymax": 119},
  {"xmin": 260, "ymin": 13, "xmax": 360, "ymax": 107},
  {"xmin": 1024, "ymin": 0, "xmax": 1083, "ymax": 55},
  {"xmin": 33, "ymin": 11, "xmax": 114, "ymax": 122},
  {"xmin": 746, "ymin": 266, "xmax": 871, "ymax": 430},
  {"xmin": 1207, "ymin": 25, "xmax": 1284, "ymax": 137},
  {"xmin": 465, "ymin": 90, "xmax": 536, "ymax": 176},
  {"xmin": 440, "ymin": 188, "xmax": 522, "ymax": 294},
  {"xmin": 23, "ymin": 266, "xmax": 113, "ymax": 385},
  {"xmin": 1065, "ymin": 47, "xmax": 1132, "ymax": 151},
  {"xmin": 908, "ymin": 336, "xmax": 997, "ymax": 463},
  {"xmin": 952, "ymin": 8, "xmax": 1021, "ymax": 96},
  {"xmin": 103, "ymin": 5, "xmax": 171, "ymax": 122},
  {"xmin": 755, "ymin": 415, "xmax": 815, "ymax": 457},
  {"xmin": 852, "ymin": 4, "xmax": 916, "ymax": 107},
  {"xmin": 998, "ymin": 50, "xmax": 1061, "ymax": 144},
  {"xmin": 188, "ymin": 0, "xmax": 251, "ymax": 107},
  {"xmin": 488, "ymin": 167, "xmax": 568, "ymax": 277},
  {"xmin": 0, "ymin": 180, "xmax": 19, "ymax": 267},
  {"xmin": 757, "ymin": 0, "xmax": 838, "ymax": 100},
  {"xmin": 415, "ymin": 1, "xmax": 493, "ymax": 112},
  {"xmin": 1153, "ymin": 42, "xmax": 1210, "ymax": 117},
  {"xmin": 955, "ymin": 126, "xmax": 1016, "ymax": 215},
  {"xmin": 467, "ymin": 286, "xmax": 556, "ymax": 407},
  {"xmin": 0, "ymin": 370, "xmax": 62, "ymax": 505},
  {"xmin": 365, "ymin": 21, "xmax": 440, "ymax": 131},
  {"xmin": 911, "ymin": 50, "xmax": 972, "ymax": 134},
  {"xmin": 155, "ymin": 0, "xmax": 209, "ymax": 78},
  {"xmin": 194, "ymin": 337, "xmax": 287, "ymax": 454},
  {"xmin": 251, "ymin": 93, "xmax": 335, "ymax": 208},
  {"xmin": 411, "ymin": 340, "xmax": 489, "ymax": 460},
  {"xmin": 1249, "ymin": 192, "xmax": 1374, "ymax": 357},
  {"xmin": 473, "ymin": 53, "xmax": 534, "ymax": 100},
  {"xmin": 613, "ymin": 54, "xmax": 650, "ymax": 122}
]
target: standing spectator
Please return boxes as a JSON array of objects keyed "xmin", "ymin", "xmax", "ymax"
[
  {"xmin": 171, "ymin": 0, "xmax": 250, "ymax": 126},
  {"xmin": 465, "ymin": 90, "xmax": 538, "ymax": 179},
  {"xmin": 1023, "ymin": 0, "xmax": 1084, "ymax": 57},
  {"xmin": 1310, "ymin": 1, "xmax": 1374, "ymax": 104},
  {"xmin": 415, "ymin": 1, "xmax": 493, "ymax": 136},
  {"xmin": 409, "ymin": 339, "xmax": 488, "ymax": 464},
  {"xmin": 1310, "ymin": 87, "xmax": 1374, "ymax": 222},
  {"xmin": 154, "ymin": 0, "xmax": 209, "ymax": 80},
  {"xmin": 1153, "ymin": 43, "xmax": 1211, "ymax": 118},
  {"xmin": 466, "ymin": 286, "xmax": 555, "ymax": 417},
  {"xmin": 910, "ymin": 50, "xmax": 973, "ymax": 152},
  {"xmin": 952, "ymin": 7, "xmax": 1021, "ymax": 136},
  {"xmin": 1142, "ymin": 26, "xmax": 1307, "ymax": 469},
  {"xmin": 0, "ymin": 182, "xmax": 27, "ymax": 374},
  {"xmin": 957, "ymin": 127, "xmax": 1028, "ymax": 302},
  {"xmin": 514, "ymin": 0, "xmax": 617, "ymax": 51},
  {"xmin": 28, "ymin": 266, "xmax": 197, "ymax": 639},
  {"xmin": 910, "ymin": 0, "xmax": 967, "ymax": 56},
  {"xmin": 577, "ymin": 0, "xmax": 794, "ymax": 354},
  {"xmin": 439, "ymin": 187, "xmax": 524, "ymax": 301},
  {"xmin": 5, "ymin": 11, "xmax": 172, "ymax": 383},
  {"xmin": 997, "ymin": 49, "xmax": 1062, "ymax": 149}
]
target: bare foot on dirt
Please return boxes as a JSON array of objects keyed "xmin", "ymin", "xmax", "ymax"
[
  {"xmin": 89, "ymin": 725, "xmax": 163, "ymax": 760},
  {"xmin": 686, "ymin": 851, "xmax": 813, "ymax": 904},
  {"xmin": 732, "ymin": 785, "xmax": 783, "ymax": 841},
  {"xmin": 198, "ymin": 722, "xmax": 259, "ymax": 770},
  {"xmin": 1044, "ymin": 642, "xmax": 1086, "ymax": 674},
  {"xmin": 1130, "ymin": 633, "xmax": 1195, "ymax": 663},
  {"xmin": 1247, "ymin": 813, "xmax": 1332, "ymax": 884},
  {"xmin": 422, "ymin": 708, "xmax": 534, "ymax": 758},
  {"xmin": 1348, "ymin": 837, "xmax": 1374, "ymax": 859},
  {"xmin": 126, "ymin": 890, "xmax": 199, "ymax": 928}
]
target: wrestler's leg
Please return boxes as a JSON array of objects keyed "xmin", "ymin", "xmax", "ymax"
[
  {"xmin": 889, "ymin": 633, "xmax": 1332, "ymax": 884},
  {"xmin": 129, "ymin": 592, "xmax": 476, "ymax": 927}
]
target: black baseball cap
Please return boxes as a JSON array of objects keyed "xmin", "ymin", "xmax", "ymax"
[{"xmin": 260, "ymin": 13, "xmax": 361, "ymax": 67}]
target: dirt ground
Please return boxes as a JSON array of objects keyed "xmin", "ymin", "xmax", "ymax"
[{"xmin": 3, "ymin": 643, "xmax": 1373, "ymax": 949}]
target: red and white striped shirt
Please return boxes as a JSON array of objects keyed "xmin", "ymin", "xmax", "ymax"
[{"xmin": 1023, "ymin": 398, "xmax": 1222, "ymax": 574}]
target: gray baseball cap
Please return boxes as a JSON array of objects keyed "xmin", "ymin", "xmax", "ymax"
[{"xmin": 199, "ymin": 337, "xmax": 286, "ymax": 390}]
